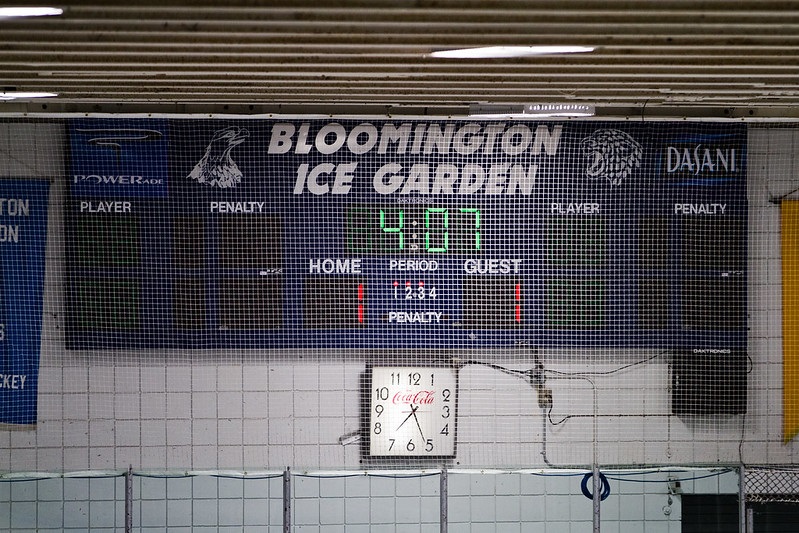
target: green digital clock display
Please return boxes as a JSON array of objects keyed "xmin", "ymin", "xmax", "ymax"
[{"xmin": 346, "ymin": 205, "xmax": 482, "ymax": 254}]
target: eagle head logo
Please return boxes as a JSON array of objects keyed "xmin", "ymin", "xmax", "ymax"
[
  {"xmin": 580, "ymin": 129, "xmax": 643, "ymax": 186},
  {"xmin": 188, "ymin": 126, "xmax": 249, "ymax": 188}
]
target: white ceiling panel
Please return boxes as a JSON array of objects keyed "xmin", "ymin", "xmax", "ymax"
[{"xmin": 1, "ymin": 0, "xmax": 799, "ymax": 117}]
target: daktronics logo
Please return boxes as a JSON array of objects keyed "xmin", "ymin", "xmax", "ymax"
[
  {"xmin": 392, "ymin": 390, "xmax": 435, "ymax": 405},
  {"xmin": 72, "ymin": 174, "xmax": 164, "ymax": 186}
]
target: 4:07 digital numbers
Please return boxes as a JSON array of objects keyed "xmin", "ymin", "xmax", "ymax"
[{"xmin": 347, "ymin": 205, "xmax": 481, "ymax": 254}]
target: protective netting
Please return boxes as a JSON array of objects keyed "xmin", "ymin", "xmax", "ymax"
[
  {"xmin": 0, "ymin": 116, "xmax": 793, "ymax": 474},
  {"xmin": 746, "ymin": 467, "xmax": 799, "ymax": 504}
]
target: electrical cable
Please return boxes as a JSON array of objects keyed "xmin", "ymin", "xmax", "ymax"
[
  {"xmin": 547, "ymin": 406, "xmax": 672, "ymax": 426},
  {"xmin": 581, "ymin": 471, "xmax": 611, "ymax": 501},
  {"xmin": 457, "ymin": 360, "xmax": 535, "ymax": 382},
  {"xmin": 543, "ymin": 351, "xmax": 668, "ymax": 378},
  {"xmin": 769, "ymin": 182, "xmax": 799, "ymax": 204},
  {"xmin": 460, "ymin": 351, "xmax": 667, "ymax": 383},
  {"xmin": 605, "ymin": 469, "xmax": 734, "ymax": 484}
]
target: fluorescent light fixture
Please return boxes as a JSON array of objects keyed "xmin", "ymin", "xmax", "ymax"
[
  {"xmin": 430, "ymin": 45, "xmax": 594, "ymax": 59},
  {"xmin": 469, "ymin": 103, "xmax": 595, "ymax": 118},
  {"xmin": 0, "ymin": 7, "xmax": 63, "ymax": 18},
  {"xmin": 524, "ymin": 103, "xmax": 595, "ymax": 117},
  {"xmin": 0, "ymin": 92, "xmax": 58, "ymax": 101}
]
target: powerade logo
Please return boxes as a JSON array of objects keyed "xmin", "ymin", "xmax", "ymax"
[
  {"xmin": 69, "ymin": 119, "xmax": 168, "ymax": 197},
  {"xmin": 662, "ymin": 132, "xmax": 745, "ymax": 186},
  {"xmin": 73, "ymin": 175, "xmax": 163, "ymax": 186}
]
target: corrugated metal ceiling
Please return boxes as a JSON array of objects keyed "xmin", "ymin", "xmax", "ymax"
[{"xmin": 2, "ymin": 0, "xmax": 799, "ymax": 117}]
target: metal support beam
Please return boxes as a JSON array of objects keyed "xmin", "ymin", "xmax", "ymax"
[
  {"xmin": 125, "ymin": 466, "xmax": 133, "ymax": 533},
  {"xmin": 440, "ymin": 468, "xmax": 448, "ymax": 533},
  {"xmin": 593, "ymin": 464, "xmax": 601, "ymax": 533},
  {"xmin": 739, "ymin": 465, "xmax": 747, "ymax": 533},
  {"xmin": 283, "ymin": 467, "xmax": 291, "ymax": 533}
]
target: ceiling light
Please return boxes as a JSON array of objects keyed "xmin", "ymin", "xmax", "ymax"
[
  {"xmin": 524, "ymin": 103, "xmax": 595, "ymax": 117},
  {"xmin": 469, "ymin": 103, "xmax": 595, "ymax": 118},
  {"xmin": 0, "ymin": 7, "xmax": 63, "ymax": 18},
  {"xmin": 430, "ymin": 46, "xmax": 594, "ymax": 59},
  {"xmin": 0, "ymin": 92, "xmax": 58, "ymax": 101}
]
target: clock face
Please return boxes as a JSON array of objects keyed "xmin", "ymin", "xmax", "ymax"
[{"xmin": 367, "ymin": 365, "xmax": 458, "ymax": 458}]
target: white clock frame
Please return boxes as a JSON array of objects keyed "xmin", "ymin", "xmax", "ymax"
[{"xmin": 366, "ymin": 365, "xmax": 458, "ymax": 458}]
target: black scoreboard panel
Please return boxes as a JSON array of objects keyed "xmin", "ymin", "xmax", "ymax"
[
  {"xmin": 545, "ymin": 279, "xmax": 606, "ymax": 330},
  {"xmin": 73, "ymin": 278, "xmax": 140, "ymax": 330},
  {"xmin": 172, "ymin": 215, "xmax": 205, "ymax": 268},
  {"xmin": 638, "ymin": 216, "xmax": 670, "ymax": 269},
  {"xmin": 637, "ymin": 278, "xmax": 669, "ymax": 330},
  {"xmin": 218, "ymin": 215, "xmax": 283, "ymax": 269},
  {"xmin": 461, "ymin": 276, "xmax": 522, "ymax": 328},
  {"xmin": 172, "ymin": 277, "xmax": 206, "ymax": 330},
  {"xmin": 75, "ymin": 215, "xmax": 139, "ymax": 268},
  {"xmin": 303, "ymin": 276, "xmax": 367, "ymax": 328},
  {"xmin": 546, "ymin": 217, "xmax": 607, "ymax": 267},
  {"xmin": 64, "ymin": 119, "xmax": 748, "ymax": 350},
  {"xmin": 218, "ymin": 277, "xmax": 283, "ymax": 330},
  {"xmin": 683, "ymin": 216, "xmax": 746, "ymax": 271}
]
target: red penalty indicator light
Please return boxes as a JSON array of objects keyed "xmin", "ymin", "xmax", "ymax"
[
  {"xmin": 419, "ymin": 280, "xmax": 424, "ymax": 287},
  {"xmin": 358, "ymin": 283, "xmax": 365, "ymax": 323},
  {"xmin": 515, "ymin": 283, "xmax": 521, "ymax": 323}
]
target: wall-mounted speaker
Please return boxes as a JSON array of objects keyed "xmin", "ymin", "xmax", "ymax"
[{"xmin": 671, "ymin": 350, "xmax": 747, "ymax": 416}]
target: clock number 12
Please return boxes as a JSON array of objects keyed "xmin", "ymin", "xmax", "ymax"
[
  {"xmin": 390, "ymin": 372, "xmax": 425, "ymax": 386},
  {"xmin": 378, "ymin": 372, "xmax": 443, "ymax": 387}
]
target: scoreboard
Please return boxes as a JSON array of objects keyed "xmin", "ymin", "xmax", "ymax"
[{"xmin": 64, "ymin": 119, "xmax": 747, "ymax": 350}]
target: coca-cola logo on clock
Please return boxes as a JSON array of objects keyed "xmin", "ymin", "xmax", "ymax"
[{"xmin": 392, "ymin": 390, "xmax": 435, "ymax": 405}]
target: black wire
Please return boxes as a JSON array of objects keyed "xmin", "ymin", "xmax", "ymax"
[
  {"xmin": 769, "ymin": 183, "xmax": 799, "ymax": 204},
  {"xmin": 462, "ymin": 353, "xmax": 671, "ymax": 429},
  {"xmin": 547, "ymin": 406, "xmax": 672, "ymax": 426},
  {"xmin": 544, "ymin": 351, "xmax": 667, "ymax": 378},
  {"xmin": 548, "ymin": 405, "xmax": 569, "ymax": 426},
  {"xmin": 457, "ymin": 360, "xmax": 534, "ymax": 382},
  {"xmin": 295, "ymin": 472, "xmax": 440, "ymax": 480},
  {"xmin": 133, "ymin": 472, "xmax": 283, "ymax": 480},
  {"xmin": 212, "ymin": 473, "xmax": 284, "ymax": 480},
  {"xmin": 605, "ymin": 469, "xmax": 735, "ymax": 484},
  {"xmin": 461, "ymin": 352, "xmax": 667, "ymax": 381}
]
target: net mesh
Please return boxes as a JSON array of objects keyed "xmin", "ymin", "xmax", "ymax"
[
  {"xmin": 746, "ymin": 467, "xmax": 799, "ymax": 504},
  {"xmin": 0, "ymin": 116, "xmax": 791, "ymax": 475}
]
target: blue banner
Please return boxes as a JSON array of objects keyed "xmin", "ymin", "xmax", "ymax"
[{"xmin": 0, "ymin": 180, "xmax": 50, "ymax": 425}]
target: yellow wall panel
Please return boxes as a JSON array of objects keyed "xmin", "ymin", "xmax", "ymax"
[{"xmin": 783, "ymin": 200, "xmax": 799, "ymax": 443}]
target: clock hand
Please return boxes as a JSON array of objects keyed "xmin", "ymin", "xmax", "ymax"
[
  {"xmin": 411, "ymin": 407, "xmax": 425, "ymax": 441},
  {"xmin": 396, "ymin": 403, "xmax": 420, "ymax": 431}
]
